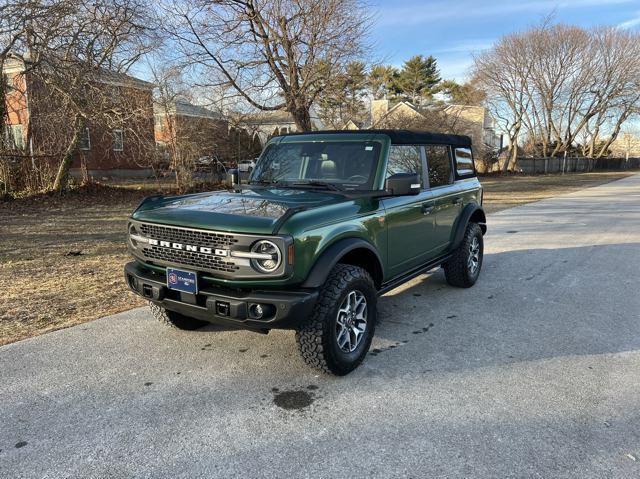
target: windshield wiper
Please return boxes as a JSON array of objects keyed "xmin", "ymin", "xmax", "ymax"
[
  {"xmin": 289, "ymin": 181, "xmax": 343, "ymax": 191},
  {"xmin": 248, "ymin": 179, "xmax": 279, "ymax": 186}
]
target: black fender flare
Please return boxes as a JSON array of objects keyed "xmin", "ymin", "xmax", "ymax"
[
  {"xmin": 301, "ymin": 237, "xmax": 383, "ymax": 289},
  {"xmin": 451, "ymin": 203, "xmax": 487, "ymax": 250}
]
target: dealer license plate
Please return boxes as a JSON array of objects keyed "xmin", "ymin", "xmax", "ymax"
[{"xmin": 166, "ymin": 268, "xmax": 198, "ymax": 294}]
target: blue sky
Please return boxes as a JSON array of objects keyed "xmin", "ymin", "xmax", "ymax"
[{"xmin": 369, "ymin": 0, "xmax": 640, "ymax": 81}]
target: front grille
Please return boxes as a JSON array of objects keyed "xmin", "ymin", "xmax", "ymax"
[
  {"xmin": 137, "ymin": 223, "xmax": 240, "ymax": 273},
  {"xmin": 144, "ymin": 246, "xmax": 239, "ymax": 273},
  {"xmin": 130, "ymin": 220, "xmax": 289, "ymax": 279},
  {"xmin": 139, "ymin": 223, "xmax": 238, "ymax": 249}
]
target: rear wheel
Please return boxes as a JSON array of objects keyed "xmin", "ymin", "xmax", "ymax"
[
  {"xmin": 149, "ymin": 302, "xmax": 208, "ymax": 330},
  {"xmin": 296, "ymin": 264, "xmax": 377, "ymax": 375},
  {"xmin": 444, "ymin": 222, "xmax": 483, "ymax": 288}
]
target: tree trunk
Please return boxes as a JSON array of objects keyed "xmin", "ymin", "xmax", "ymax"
[
  {"xmin": 52, "ymin": 118, "xmax": 82, "ymax": 192},
  {"xmin": 595, "ymin": 110, "xmax": 631, "ymax": 159},
  {"xmin": 503, "ymin": 124, "xmax": 520, "ymax": 173},
  {"xmin": 291, "ymin": 106, "xmax": 312, "ymax": 132}
]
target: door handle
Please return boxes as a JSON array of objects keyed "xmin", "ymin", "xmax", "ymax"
[
  {"xmin": 421, "ymin": 203, "xmax": 434, "ymax": 215},
  {"xmin": 452, "ymin": 197, "xmax": 463, "ymax": 205}
]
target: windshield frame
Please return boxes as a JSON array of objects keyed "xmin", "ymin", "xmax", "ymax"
[{"xmin": 249, "ymin": 134, "xmax": 391, "ymax": 191}]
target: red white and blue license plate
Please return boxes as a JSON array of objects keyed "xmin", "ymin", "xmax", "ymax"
[{"xmin": 166, "ymin": 268, "xmax": 198, "ymax": 294}]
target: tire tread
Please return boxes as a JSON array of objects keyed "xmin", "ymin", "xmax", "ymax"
[
  {"xmin": 148, "ymin": 302, "xmax": 206, "ymax": 330},
  {"xmin": 295, "ymin": 264, "xmax": 375, "ymax": 375},
  {"xmin": 444, "ymin": 222, "xmax": 483, "ymax": 288}
]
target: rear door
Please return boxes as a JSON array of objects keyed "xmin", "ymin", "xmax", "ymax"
[
  {"xmin": 382, "ymin": 145, "xmax": 438, "ymax": 278},
  {"xmin": 425, "ymin": 144, "xmax": 462, "ymax": 255}
]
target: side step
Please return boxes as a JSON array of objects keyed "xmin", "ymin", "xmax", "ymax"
[{"xmin": 378, "ymin": 254, "xmax": 451, "ymax": 295}]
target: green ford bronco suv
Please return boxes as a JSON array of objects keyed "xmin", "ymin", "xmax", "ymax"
[{"xmin": 125, "ymin": 130, "xmax": 486, "ymax": 375}]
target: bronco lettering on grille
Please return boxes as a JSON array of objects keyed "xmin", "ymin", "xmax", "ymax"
[{"xmin": 147, "ymin": 238, "xmax": 228, "ymax": 257}]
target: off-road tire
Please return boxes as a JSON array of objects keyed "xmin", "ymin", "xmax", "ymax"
[
  {"xmin": 149, "ymin": 302, "xmax": 208, "ymax": 330},
  {"xmin": 444, "ymin": 222, "xmax": 483, "ymax": 288},
  {"xmin": 296, "ymin": 264, "xmax": 377, "ymax": 376}
]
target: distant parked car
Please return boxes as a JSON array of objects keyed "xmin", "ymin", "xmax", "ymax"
[
  {"xmin": 195, "ymin": 156, "xmax": 226, "ymax": 173},
  {"xmin": 238, "ymin": 159, "xmax": 256, "ymax": 173}
]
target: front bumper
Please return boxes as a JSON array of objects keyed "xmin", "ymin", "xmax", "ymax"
[{"xmin": 124, "ymin": 261, "xmax": 318, "ymax": 331}]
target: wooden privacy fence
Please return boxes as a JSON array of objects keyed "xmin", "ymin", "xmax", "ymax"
[{"xmin": 517, "ymin": 157, "xmax": 640, "ymax": 174}]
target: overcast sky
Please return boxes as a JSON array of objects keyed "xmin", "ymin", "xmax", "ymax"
[{"xmin": 370, "ymin": 0, "xmax": 640, "ymax": 81}]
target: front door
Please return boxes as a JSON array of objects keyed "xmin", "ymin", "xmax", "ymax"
[{"xmin": 382, "ymin": 145, "xmax": 439, "ymax": 278}]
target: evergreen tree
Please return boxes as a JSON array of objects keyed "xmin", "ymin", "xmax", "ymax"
[
  {"xmin": 396, "ymin": 55, "xmax": 441, "ymax": 104},
  {"xmin": 438, "ymin": 79, "xmax": 486, "ymax": 105},
  {"xmin": 318, "ymin": 61, "xmax": 369, "ymax": 128},
  {"xmin": 368, "ymin": 64, "xmax": 398, "ymax": 100}
]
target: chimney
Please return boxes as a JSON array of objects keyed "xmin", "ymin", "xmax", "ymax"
[{"xmin": 371, "ymin": 99, "xmax": 389, "ymax": 127}]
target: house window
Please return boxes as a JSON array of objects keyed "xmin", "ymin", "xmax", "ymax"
[
  {"xmin": 425, "ymin": 145, "xmax": 452, "ymax": 188},
  {"xmin": 78, "ymin": 127, "xmax": 91, "ymax": 150},
  {"xmin": 3, "ymin": 73, "xmax": 15, "ymax": 92},
  {"xmin": 113, "ymin": 129, "xmax": 124, "ymax": 151},
  {"xmin": 386, "ymin": 145, "xmax": 422, "ymax": 179},
  {"xmin": 4, "ymin": 124, "xmax": 24, "ymax": 150}
]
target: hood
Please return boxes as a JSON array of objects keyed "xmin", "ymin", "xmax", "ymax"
[{"xmin": 131, "ymin": 187, "xmax": 345, "ymax": 234}]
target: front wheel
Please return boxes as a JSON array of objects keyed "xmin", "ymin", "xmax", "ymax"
[
  {"xmin": 443, "ymin": 222, "xmax": 484, "ymax": 288},
  {"xmin": 296, "ymin": 264, "xmax": 377, "ymax": 375}
]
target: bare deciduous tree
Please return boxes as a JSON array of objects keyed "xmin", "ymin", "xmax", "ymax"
[
  {"xmin": 473, "ymin": 23, "xmax": 640, "ymax": 170},
  {"xmin": 164, "ymin": 0, "xmax": 372, "ymax": 131}
]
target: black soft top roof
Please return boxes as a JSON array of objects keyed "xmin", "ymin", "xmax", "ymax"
[{"xmin": 284, "ymin": 129, "xmax": 472, "ymax": 147}]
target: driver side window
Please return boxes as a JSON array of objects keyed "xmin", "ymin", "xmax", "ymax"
[{"xmin": 386, "ymin": 145, "xmax": 422, "ymax": 180}]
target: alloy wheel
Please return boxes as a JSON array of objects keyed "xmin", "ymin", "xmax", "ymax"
[
  {"xmin": 336, "ymin": 290, "xmax": 368, "ymax": 353},
  {"xmin": 468, "ymin": 236, "xmax": 480, "ymax": 275}
]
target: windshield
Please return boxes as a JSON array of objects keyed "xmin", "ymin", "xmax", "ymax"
[{"xmin": 250, "ymin": 141, "xmax": 382, "ymax": 190}]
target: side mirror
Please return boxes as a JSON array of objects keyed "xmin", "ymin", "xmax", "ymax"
[
  {"xmin": 226, "ymin": 168, "xmax": 239, "ymax": 188},
  {"xmin": 385, "ymin": 173, "xmax": 421, "ymax": 196}
]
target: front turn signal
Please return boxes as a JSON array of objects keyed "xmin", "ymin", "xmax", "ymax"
[{"xmin": 288, "ymin": 244, "xmax": 295, "ymax": 266}]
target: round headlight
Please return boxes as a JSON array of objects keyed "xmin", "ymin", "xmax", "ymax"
[
  {"xmin": 128, "ymin": 223, "xmax": 139, "ymax": 249},
  {"xmin": 250, "ymin": 240, "xmax": 282, "ymax": 273}
]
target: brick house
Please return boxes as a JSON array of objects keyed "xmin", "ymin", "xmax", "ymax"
[{"xmin": 3, "ymin": 54, "xmax": 156, "ymax": 177}]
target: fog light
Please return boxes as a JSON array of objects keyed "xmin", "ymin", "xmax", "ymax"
[{"xmin": 249, "ymin": 303, "xmax": 264, "ymax": 319}]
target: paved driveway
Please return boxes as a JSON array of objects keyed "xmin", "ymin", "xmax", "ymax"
[{"xmin": 2, "ymin": 174, "xmax": 640, "ymax": 479}]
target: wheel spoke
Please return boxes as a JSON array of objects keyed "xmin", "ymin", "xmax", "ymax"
[
  {"xmin": 351, "ymin": 327, "xmax": 362, "ymax": 345},
  {"xmin": 337, "ymin": 326, "xmax": 349, "ymax": 349}
]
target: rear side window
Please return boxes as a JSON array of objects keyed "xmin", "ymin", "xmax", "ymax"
[
  {"xmin": 425, "ymin": 145, "xmax": 452, "ymax": 188},
  {"xmin": 386, "ymin": 145, "xmax": 422, "ymax": 179},
  {"xmin": 454, "ymin": 147, "xmax": 475, "ymax": 177}
]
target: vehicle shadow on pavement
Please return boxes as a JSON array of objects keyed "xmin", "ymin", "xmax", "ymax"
[{"xmin": 368, "ymin": 243, "xmax": 640, "ymax": 376}]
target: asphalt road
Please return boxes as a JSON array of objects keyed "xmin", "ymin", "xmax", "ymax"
[{"xmin": 2, "ymin": 174, "xmax": 640, "ymax": 479}]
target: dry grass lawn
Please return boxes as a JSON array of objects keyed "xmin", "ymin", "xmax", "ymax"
[
  {"xmin": 480, "ymin": 171, "xmax": 634, "ymax": 214},
  {"xmin": 0, "ymin": 184, "xmax": 164, "ymax": 346},
  {"xmin": 0, "ymin": 171, "xmax": 635, "ymax": 345}
]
